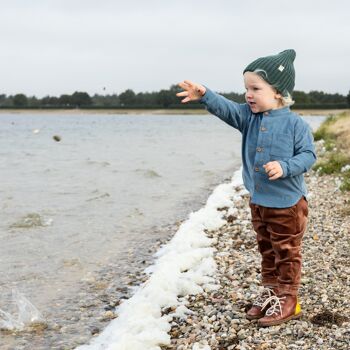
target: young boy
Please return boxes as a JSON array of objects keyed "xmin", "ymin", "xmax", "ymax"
[{"xmin": 176, "ymin": 49, "xmax": 316, "ymax": 326}]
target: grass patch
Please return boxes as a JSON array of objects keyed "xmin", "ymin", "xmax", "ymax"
[
  {"xmin": 313, "ymin": 112, "xmax": 350, "ymax": 192},
  {"xmin": 313, "ymin": 153, "xmax": 350, "ymax": 174},
  {"xmin": 340, "ymin": 172, "xmax": 350, "ymax": 191},
  {"xmin": 313, "ymin": 115, "xmax": 337, "ymax": 141}
]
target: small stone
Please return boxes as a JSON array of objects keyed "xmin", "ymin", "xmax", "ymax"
[
  {"xmin": 334, "ymin": 330, "xmax": 343, "ymax": 339},
  {"xmin": 316, "ymin": 338, "xmax": 323, "ymax": 345},
  {"xmin": 237, "ymin": 329, "xmax": 246, "ymax": 340},
  {"xmin": 321, "ymin": 294, "xmax": 328, "ymax": 302},
  {"xmin": 284, "ymin": 328, "xmax": 292, "ymax": 335},
  {"xmin": 91, "ymin": 327, "xmax": 100, "ymax": 335},
  {"xmin": 53, "ymin": 135, "xmax": 61, "ymax": 142},
  {"xmin": 103, "ymin": 310, "xmax": 116, "ymax": 320},
  {"xmin": 209, "ymin": 314, "xmax": 216, "ymax": 321},
  {"xmin": 297, "ymin": 329, "xmax": 304, "ymax": 338}
]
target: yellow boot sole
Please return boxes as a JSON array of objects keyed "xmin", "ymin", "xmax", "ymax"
[{"xmin": 258, "ymin": 302, "xmax": 302, "ymax": 327}]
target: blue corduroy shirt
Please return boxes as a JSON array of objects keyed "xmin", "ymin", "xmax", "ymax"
[{"xmin": 199, "ymin": 87, "xmax": 317, "ymax": 208}]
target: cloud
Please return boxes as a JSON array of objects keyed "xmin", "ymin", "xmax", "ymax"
[{"xmin": 0, "ymin": 0, "xmax": 349, "ymax": 96}]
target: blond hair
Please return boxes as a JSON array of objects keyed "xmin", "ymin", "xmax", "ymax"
[
  {"xmin": 253, "ymin": 69, "xmax": 295, "ymax": 107},
  {"xmin": 280, "ymin": 91, "xmax": 295, "ymax": 107}
]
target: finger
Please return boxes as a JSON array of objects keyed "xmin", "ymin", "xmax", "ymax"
[
  {"xmin": 184, "ymin": 80, "xmax": 194, "ymax": 87},
  {"xmin": 176, "ymin": 91, "xmax": 188, "ymax": 97},
  {"xmin": 181, "ymin": 97, "xmax": 191, "ymax": 103},
  {"xmin": 178, "ymin": 82, "xmax": 190, "ymax": 90},
  {"xmin": 264, "ymin": 161, "xmax": 276, "ymax": 167},
  {"xmin": 264, "ymin": 165, "xmax": 273, "ymax": 173},
  {"xmin": 268, "ymin": 163, "xmax": 279, "ymax": 171},
  {"xmin": 269, "ymin": 172, "xmax": 281, "ymax": 180}
]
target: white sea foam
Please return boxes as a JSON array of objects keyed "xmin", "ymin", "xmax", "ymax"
[
  {"xmin": 341, "ymin": 164, "xmax": 350, "ymax": 172},
  {"xmin": 76, "ymin": 167, "xmax": 247, "ymax": 350}
]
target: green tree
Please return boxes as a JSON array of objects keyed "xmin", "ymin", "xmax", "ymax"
[
  {"xmin": 157, "ymin": 89, "xmax": 173, "ymax": 108},
  {"xmin": 41, "ymin": 96, "xmax": 60, "ymax": 106},
  {"xmin": 293, "ymin": 90, "xmax": 311, "ymax": 104},
  {"xmin": 222, "ymin": 92, "xmax": 245, "ymax": 103},
  {"xmin": 13, "ymin": 94, "xmax": 28, "ymax": 107},
  {"xmin": 27, "ymin": 96, "xmax": 40, "ymax": 107},
  {"xmin": 92, "ymin": 93, "xmax": 120, "ymax": 107},
  {"xmin": 119, "ymin": 89, "xmax": 136, "ymax": 107},
  {"xmin": 71, "ymin": 92, "xmax": 92, "ymax": 107},
  {"xmin": 0, "ymin": 94, "xmax": 7, "ymax": 107},
  {"xmin": 308, "ymin": 90, "xmax": 346, "ymax": 104},
  {"xmin": 58, "ymin": 94, "xmax": 72, "ymax": 107},
  {"xmin": 347, "ymin": 90, "xmax": 350, "ymax": 107}
]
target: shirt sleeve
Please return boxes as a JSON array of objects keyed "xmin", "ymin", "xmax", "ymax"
[
  {"xmin": 199, "ymin": 87, "xmax": 250, "ymax": 133},
  {"xmin": 279, "ymin": 119, "xmax": 317, "ymax": 178}
]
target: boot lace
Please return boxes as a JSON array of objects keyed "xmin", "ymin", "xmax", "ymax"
[
  {"xmin": 252, "ymin": 287, "xmax": 276, "ymax": 308},
  {"xmin": 264, "ymin": 295, "xmax": 287, "ymax": 316}
]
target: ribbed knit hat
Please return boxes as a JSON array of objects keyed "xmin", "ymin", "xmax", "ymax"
[{"xmin": 243, "ymin": 49, "xmax": 296, "ymax": 97}]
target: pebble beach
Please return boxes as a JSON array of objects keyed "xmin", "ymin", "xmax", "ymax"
[{"xmin": 159, "ymin": 158, "xmax": 350, "ymax": 349}]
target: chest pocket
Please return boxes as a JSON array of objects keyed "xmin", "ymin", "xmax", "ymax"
[{"xmin": 270, "ymin": 133, "xmax": 294, "ymax": 158}]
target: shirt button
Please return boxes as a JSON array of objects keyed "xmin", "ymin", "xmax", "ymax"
[
  {"xmin": 264, "ymin": 112, "xmax": 269, "ymax": 116},
  {"xmin": 256, "ymin": 147, "xmax": 263, "ymax": 152},
  {"xmin": 255, "ymin": 167, "xmax": 259, "ymax": 172},
  {"xmin": 260, "ymin": 126, "xmax": 267, "ymax": 131}
]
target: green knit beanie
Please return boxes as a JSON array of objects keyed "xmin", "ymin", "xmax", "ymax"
[{"xmin": 243, "ymin": 49, "xmax": 296, "ymax": 97}]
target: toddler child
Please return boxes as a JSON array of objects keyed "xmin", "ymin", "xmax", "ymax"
[{"xmin": 176, "ymin": 49, "xmax": 316, "ymax": 326}]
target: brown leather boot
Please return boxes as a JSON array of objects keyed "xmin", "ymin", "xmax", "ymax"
[
  {"xmin": 258, "ymin": 294, "xmax": 302, "ymax": 326},
  {"xmin": 246, "ymin": 286, "xmax": 277, "ymax": 320}
]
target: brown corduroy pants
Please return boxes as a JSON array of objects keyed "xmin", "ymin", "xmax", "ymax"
[{"xmin": 249, "ymin": 196, "xmax": 308, "ymax": 296}]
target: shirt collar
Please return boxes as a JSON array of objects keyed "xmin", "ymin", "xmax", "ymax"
[{"xmin": 260, "ymin": 106, "xmax": 291, "ymax": 117}]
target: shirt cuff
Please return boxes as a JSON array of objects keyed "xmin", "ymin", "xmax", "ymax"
[
  {"xmin": 199, "ymin": 86, "xmax": 214, "ymax": 104},
  {"xmin": 278, "ymin": 161, "xmax": 289, "ymax": 178}
]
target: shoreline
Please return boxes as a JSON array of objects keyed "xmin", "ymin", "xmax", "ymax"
[{"xmin": 0, "ymin": 108, "xmax": 348, "ymax": 116}]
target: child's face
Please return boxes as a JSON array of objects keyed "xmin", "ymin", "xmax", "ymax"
[{"xmin": 243, "ymin": 72, "xmax": 283, "ymax": 113}]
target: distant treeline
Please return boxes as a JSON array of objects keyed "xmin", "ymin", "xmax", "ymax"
[{"xmin": 1, "ymin": 85, "xmax": 349, "ymax": 109}]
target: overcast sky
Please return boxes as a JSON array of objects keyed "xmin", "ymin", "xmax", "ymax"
[{"xmin": 1, "ymin": 0, "xmax": 349, "ymax": 97}]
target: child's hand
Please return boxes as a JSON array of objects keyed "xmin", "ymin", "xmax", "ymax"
[
  {"xmin": 176, "ymin": 80, "xmax": 206, "ymax": 103},
  {"xmin": 263, "ymin": 161, "xmax": 284, "ymax": 180}
]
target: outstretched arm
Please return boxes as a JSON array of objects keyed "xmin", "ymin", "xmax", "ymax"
[{"xmin": 176, "ymin": 80, "xmax": 249, "ymax": 133}]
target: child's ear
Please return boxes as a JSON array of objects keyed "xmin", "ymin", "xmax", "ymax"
[{"xmin": 275, "ymin": 91, "xmax": 282, "ymax": 100}]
